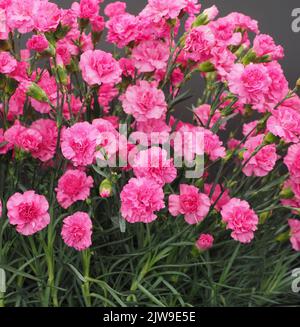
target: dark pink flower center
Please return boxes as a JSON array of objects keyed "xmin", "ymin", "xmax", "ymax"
[
  {"xmin": 69, "ymin": 225, "xmax": 85, "ymax": 242},
  {"xmin": 180, "ymin": 194, "xmax": 198, "ymax": 213},
  {"xmin": 18, "ymin": 203, "xmax": 39, "ymax": 223}
]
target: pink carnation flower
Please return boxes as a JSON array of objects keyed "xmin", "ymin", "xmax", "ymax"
[
  {"xmin": 120, "ymin": 177, "xmax": 165, "ymax": 223},
  {"xmin": 131, "ymin": 40, "xmax": 169, "ymax": 73},
  {"xmin": 228, "ymin": 63, "xmax": 271, "ymax": 111},
  {"xmin": 203, "ymin": 128, "xmax": 226, "ymax": 161},
  {"xmin": 7, "ymin": 190, "xmax": 50, "ymax": 236},
  {"xmin": 79, "ymin": 0, "xmax": 101, "ymax": 19},
  {"xmin": 211, "ymin": 17, "xmax": 241, "ymax": 46},
  {"xmin": 4, "ymin": 120, "xmax": 57, "ymax": 163},
  {"xmin": 196, "ymin": 233, "xmax": 214, "ymax": 251},
  {"xmin": 288, "ymin": 219, "xmax": 300, "ymax": 252},
  {"xmin": 0, "ymin": 51, "xmax": 17, "ymax": 74},
  {"xmin": 6, "ymin": 0, "xmax": 35, "ymax": 34},
  {"xmin": 104, "ymin": 2, "xmax": 126, "ymax": 17},
  {"xmin": 184, "ymin": 0, "xmax": 201, "ymax": 15},
  {"xmin": 141, "ymin": 0, "xmax": 187, "ymax": 22},
  {"xmin": 225, "ymin": 12, "xmax": 259, "ymax": 34},
  {"xmin": 106, "ymin": 13, "xmax": 138, "ymax": 48},
  {"xmin": 211, "ymin": 45, "xmax": 237, "ymax": 78},
  {"xmin": 267, "ymin": 106, "xmax": 300, "ymax": 143},
  {"xmin": 56, "ymin": 170, "xmax": 93, "ymax": 209},
  {"xmin": 13, "ymin": 127, "xmax": 43, "ymax": 153},
  {"xmin": 133, "ymin": 147, "xmax": 177, "ymax": 186},
  {"xmin": 61, "ymin": 122, "xmax": 99, "ymax": 167},
  {"xmin": 184, "ymin": 25, "xmax": 216, "ymax": 62},
  {"xmin": 30, "ymin": 119, "xmax": 58, "ymax": 162},
  {"xmin": 90, "ymin": 15, "xmax": 105, "ymax": 32},
  {"xmin": 61, "ymin": 212, "xmax": 92, "ymax": 251},
  {"xmin": 121, "ymin": 81, "xmax": 167, "ymax": 122},
  {"xmin": 169, "ymin": 184, "xmax": 210, "ymax": 224},
  {"xmin": 204, "ymin": 183, "xmax": 230, "ymax": 212},
  {"xmin": 253, "ymin": 34, "xmax": 284, "ymax": 60},
  {"xmin": 265, "ymin": 62, "xmax": 289, "ymax": 109},
  {"xmin": 221, "ymin": 198, "xmax": 258, "ymax": 243},
  {"xmin": 26, "ymin": 34, "xmax": 49, "ymax": 52},
  {"xmin": 242, "ymin": 134, "xmax": 277, "ymax": 177},
  {"xmin": 284, "ymin": 143, "xmax": 300, "ymax": 182},
  {"xmin": 33, "ymin": 1, "xmax": 61, "ymax": 33},
  {"xmin": 119, "ymin": 57, "xmax": 135, "ymax": 78},
  {"xmin": 79, "ymin": 50, "xmax": 122, "ymax": 86}
]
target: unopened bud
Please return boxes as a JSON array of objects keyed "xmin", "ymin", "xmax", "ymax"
[
  {"xmin": 26, "ymin": 82, "xmax": 49, "ymax": 103},
  {"xmin": 263, "ymin": 132, "xmax": 279, "ymax": 145},
  {"xmin": 198, "ymin": 61, "xmax": 215, "ymax": 73},
  {"xmin": 279, "ymin": 187, "xmax": 294, "ymax": 200},
  {"xmin": 276, "ymin": 231, "xmax": 290, "ymax": 242},
  {"xmin": 259, "ymin": 211, "xmax": 271, "ymax": 224},
  {"xmin": 242, "ymin": 50, "xmax": 257, "ymax": 65},
  {"xmin": 192, "ymin": 6, "xmax": 219, "ymax": 27},
  {"xmin": 56, "ymin": 65, "xmax": 68, "ymax": 86},
  {"xmin": 99, "ymin": 179, "xmax": 113, "ymax": 198}
]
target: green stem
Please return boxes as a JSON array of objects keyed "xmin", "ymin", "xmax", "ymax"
[{"xmin": 82, "ymin": 250, "xmax": 91, "ymax": 307}]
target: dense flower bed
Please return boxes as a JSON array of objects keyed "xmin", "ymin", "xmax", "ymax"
[{"xmin": 0, "ymin": 0, "xmax": 300, "ymax": 306}]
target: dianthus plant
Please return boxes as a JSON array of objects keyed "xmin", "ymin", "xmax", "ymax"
[{"xmin": 0, "ymin": 0, "xmax": 299, "ymax": 307}]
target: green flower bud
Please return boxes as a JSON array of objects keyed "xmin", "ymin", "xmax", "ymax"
[
  {"xmin": 259, "ymin": 211, "xmax": 271, "ymax": 224},
  {"xmin": 198, "ymin": 61, "xmax": 215, "ymax": 73},
  {"xmin": 99, "ymin": 179, "xmax": 113, "ymax": 198},
  {"xmin": 26, "ymin": 82, "xmax": 49, "ymax": 103},
  {"xmin": 280, "ymin": 187, "xmax": 294, "ymax": 200},
  {"xmin": 56, "ymin": 65, "xmax": 68, "ymax": 86},
  {"xmin": 263, "ymin": 132, "xmax": 279, "ymax": 145}
]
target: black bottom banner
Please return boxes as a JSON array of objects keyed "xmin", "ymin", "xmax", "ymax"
[{"xmin": 0, "ymin": 307, "xmax": 299, "ymax": 325}]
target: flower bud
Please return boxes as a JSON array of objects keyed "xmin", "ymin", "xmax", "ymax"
[
  {"xmin": 56, "ymin": 65, "xmax": 68, "ymax": 86},
  {"xmin": 26, "ymin": 82, "xmax": 49, "ymax": 103},
  {"xmin": 99, "ymin": 179, "xmax": 113, "ymax": 198},
  {"xmin": 192, "ymin": 5, "xmax": 219, "ymax": 27},
  {"xmin": 195, "ymin": 233, "xmax": 214, "ymax": 251},
  {"xmin": 263, "ymin": 132, "xmax": 279, "ymax": 145},
  {"xmin": 279, "ymin": 187, "xmax": 294, "ymax": 200},
  {"xmin": 242, "ymin": 50, "xmax": 257, "ymax": 65},
  {"xmin": 195, "ymin": 178, "xmax": 204, "ymax": 188},
  {"xmin": 259, "ymin": 211, "xmax": 271, "ymax": 224},
  {"xmin": 198, "ymin": 61, "xmax": 215, "ymax": 73},
  {"xmin": 276, "ymin": 231, "xmax": 290, "ymax": 242}
]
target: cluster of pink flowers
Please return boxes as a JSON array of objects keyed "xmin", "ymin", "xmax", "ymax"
[{"xmin": 0, "ymin": 0, "xmax": 299, "ymax": 254}]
